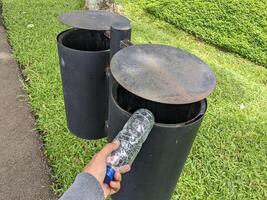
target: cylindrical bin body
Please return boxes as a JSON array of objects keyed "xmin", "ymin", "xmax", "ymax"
[
  {"xmin": 57, "ymin": 28, "xmax": 110, "ymax": 139},
  {"xmin": 107, "ymin": 83, "xmax": 207, "ymax": 200}
]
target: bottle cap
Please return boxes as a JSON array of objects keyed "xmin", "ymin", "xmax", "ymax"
[{"xmin": 104, "ymin": 165, "xmax": 116, "ymax": 184}]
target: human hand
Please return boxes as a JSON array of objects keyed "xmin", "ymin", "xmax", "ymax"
[{"xmin": 83, "ymin": 140, "xmax": 131, "ymax": 198}]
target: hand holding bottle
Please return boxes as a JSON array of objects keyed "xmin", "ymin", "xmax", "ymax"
[
  {"xmin": 83, "ymin": 141, "xmax": 130, "ymax": 198},
  {"xmin": 105, "ymin": 109, "xmax": 155, "ymax": 184}
]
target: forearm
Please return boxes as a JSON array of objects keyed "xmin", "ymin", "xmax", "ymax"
[{"xmin": 59, "ymin": 172, "xmax": 104, "ymax": 200}]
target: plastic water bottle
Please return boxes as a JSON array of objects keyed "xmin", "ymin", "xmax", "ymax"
[{"xmin": 104, "ymin": 108, "xmax": 155, "ymax": 184}]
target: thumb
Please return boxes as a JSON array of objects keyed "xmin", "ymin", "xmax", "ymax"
[{"xmin": 99, "ymin": 140, "xmax": 120, "ymax": 158}]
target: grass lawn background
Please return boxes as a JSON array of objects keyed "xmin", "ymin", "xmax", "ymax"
[
  {"xmin": 2, "ymin": 0, "xmax": 267, "ymax": 199},
  {"xmin": 136, "ymin": 0, "xmax": 267, "ymax": 67}
]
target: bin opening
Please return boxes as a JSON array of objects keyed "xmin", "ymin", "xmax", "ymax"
[
  {"xmin": 60, "ymin": 29, "xmax": 110, "ymax": 51},
  {"xmin": 115, "ymin": 84, "xmax": 205, "ymax": 124}
]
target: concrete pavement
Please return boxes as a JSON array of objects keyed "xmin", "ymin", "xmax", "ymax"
[{"xmin": 0, "ymin": 12, "xmax": 56, "ymax": 200}]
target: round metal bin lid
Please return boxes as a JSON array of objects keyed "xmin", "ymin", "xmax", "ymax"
[
  {"xmin": 58, "ymin": 10, "xmax": 130, "ymax": 31},
  {"xmin": 110, "ymin": 44, "xmax": 216, "ymax": 104}
]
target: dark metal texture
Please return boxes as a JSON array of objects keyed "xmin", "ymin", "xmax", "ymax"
[
  {"xmin": 58, "ymin": 10, "xmax": 130, "ymax": 31},
  {"xmin": 120, "ymin": 39, "xmax": 133, "ymax": 48},
  {"xmin": 110, "ymin": 21, "xmax": 131, "ymax": 59},
  {"xmin": 107, "ymin": 82, "xmax": 207, "ymax": 200},
  {"xmin": 57, "ymin": 29, "xmax": 110, "ymax": 139},
  {"xmin": 110, "ymin": 44, "xmax": 216, "ymax": 104}
]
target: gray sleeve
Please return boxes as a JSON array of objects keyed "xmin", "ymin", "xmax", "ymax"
[{"xmin": 59, "ymin": 172, "xmax": 105, "ymax": 200}]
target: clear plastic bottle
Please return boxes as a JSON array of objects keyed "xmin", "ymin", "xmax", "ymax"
[{"xmin": 104, "ymin": 108, "xmax": 155, "ymax": 184}]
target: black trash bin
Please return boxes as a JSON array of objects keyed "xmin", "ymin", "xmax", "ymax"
[
  {"xmin": 108, "ymin": 83, "xmax": 207, "ymax": 200},
  {"xmin": 107, "ymin": 44, "xmax": 216, "ymax": 200},
  {"xmin": 57, "ymin": 11, "xmax": 130, "ymax": 139},
  {"xmin": 57, "ymin": 28, "xmax": 110, "ymax": 139}
]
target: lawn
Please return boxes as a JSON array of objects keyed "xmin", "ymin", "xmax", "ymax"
[
  {"xmin": 2, "ymin": 0, "xmax": 267, "ymax": 199},
  {"xmin": 135, "ymin": 0, "xmax": 267, "ymax": 67}
]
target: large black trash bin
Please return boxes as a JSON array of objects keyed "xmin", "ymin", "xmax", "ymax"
[
  {"xmin": 107, "ymin": 44, "xmax": 216, "ymax": 200},
  {"xmin": 108, "ymin": 84, "xmax": 207, "ymax": 200}
]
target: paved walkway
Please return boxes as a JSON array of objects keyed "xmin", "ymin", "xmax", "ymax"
[{"xmin": 0, "ymin": 18, "xmax": 56, "ymax": 200}]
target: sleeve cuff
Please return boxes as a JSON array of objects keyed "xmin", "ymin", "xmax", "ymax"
[
  {"xmin": 59, "ymin": 172, "xmax": 105, "ymax": 200},
  {"xmin": 75, "ymin": 172, "xmax": 105, "ymax": 200}
]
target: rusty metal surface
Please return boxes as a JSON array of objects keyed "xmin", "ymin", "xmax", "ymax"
[
  {"xmin": 59, "ymin": 10, "xmax": 130, "ymax": 31},
  {"xmin": 110, "ymin": 44, "xmax": 216, "ymax": 104}
]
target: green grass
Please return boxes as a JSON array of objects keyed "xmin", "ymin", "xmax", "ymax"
[
  {"xmin": 135, "ymin": 0, "xmax": 267, "ymax": 67},
  {"xmin": 2, "ymin": 0, "xmax": 267, "ymax": 199}
]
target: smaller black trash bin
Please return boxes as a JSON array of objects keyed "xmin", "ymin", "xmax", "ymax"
[
  {"xmin": 57, "ymin": 10, "xmax": 130, "ymax": 140},
  {"xmin": 57, "ymin": 28, "xmax": 110, "ymax": 139}
]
